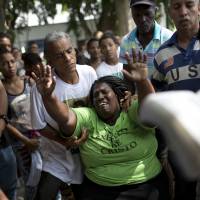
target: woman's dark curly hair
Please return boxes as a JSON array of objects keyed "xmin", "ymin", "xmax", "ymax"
[{"xmin": 89, "ymin": 75, "xmax": 134, "ymax": 106}]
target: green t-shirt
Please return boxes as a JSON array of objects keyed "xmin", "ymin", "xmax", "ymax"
[{"xmin": 72, "ymin": 101, "xmax": 161, "ymax": 186}]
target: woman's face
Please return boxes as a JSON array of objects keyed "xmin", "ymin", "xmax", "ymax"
[
  {"xmin": 0, "ymin": 53, "xmax": 17, "ymax": 78},
  {"xmin": 87, "ymin": 41, "xmax": 101, "ymax": 59},
  {"xmin": 92, "ymin": 82, "xmax": 120, "ymax": 123},
  {"xmin": 100, "ymin": 38, "xmax": 118, "ymax": 62}
]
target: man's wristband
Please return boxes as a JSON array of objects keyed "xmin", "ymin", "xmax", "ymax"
[{"xmin": 0, "ymin": 115, "xmax": 9, "ymax": 124}]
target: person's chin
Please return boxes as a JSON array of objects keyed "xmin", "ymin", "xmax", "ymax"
[
  {"xmin": 9, "ymin": 71, "xmax": 16, "ymax": 76},
  {"xmin": 97, "ymin": 107, "xmax": 110, "ymax": 118},
  {"xmin": 179, "ymin": 25, "xmax": 191, "ymax": 32},
  {"xmin": 141, "ymin": 27, "xmax": 151, "ymax": 34},
  {"xmin": 66, "ymin": 64, "xmax": 76, "ymax": 70}
]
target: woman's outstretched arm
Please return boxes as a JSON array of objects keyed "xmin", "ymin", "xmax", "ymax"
[
  {"xmin": 122, "ymin": 49, "xmax": 155, "ymax": 110},
  {"xmin": 32, "ymin": 65, "xmax": 77, "ymax": 137}
]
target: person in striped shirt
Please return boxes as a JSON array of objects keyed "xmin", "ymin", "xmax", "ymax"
[{"xmin": 151, "ymin": 0, "xmax": 200, "ymax": 199}]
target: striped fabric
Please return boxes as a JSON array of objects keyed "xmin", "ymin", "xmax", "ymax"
[
  {"xmin": 152, "ymin": 32, "xmax": 200, "ymax": 92},
  {"xmin": 119, "ymin": 21, "xmax": 173, "ymax": 77}
]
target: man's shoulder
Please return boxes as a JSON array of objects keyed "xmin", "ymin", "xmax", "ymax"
[
  {"xmin": 76, "ymin": 64, "xmax": 97, "ymax": 80},
  {"xmin": 160, "ymin": 27, "xmax": 173, "ymax": 40},
  {"xmin": 77, "ymin": 63, "xmax": 93, "ymax": 70},
  {"xmin": 156, "ymin": 32, "xmax": 176, "ymax": 54},
  {"xmin": 161, "ymin": 27, "xmax": 173, "ymax": 36},
  {"xmin": 154, "ymin": 35, "xmax": 178, "ymax": 68},
  {"xmin": 155, "ymin": 23, "xmax": 172, "ymax": 40},
  {"xmin": 121, "ymin": 28, "xmax": 137, "ymax": 43},
  {"xmin": 154, "ymin": 42, "xmax": 173, "ymax": 65},
  {"xmin": 157, "ymin": 40, "xmax": 171, "ymax": 52},
  {"xmin": 76, "ymin": 64, "xmax": 96, "ymax": 74}
]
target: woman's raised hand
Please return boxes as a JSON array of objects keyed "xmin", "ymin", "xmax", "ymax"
[
  {"xmin": 32, "ymin": 64, "xmax": 56, "ymax": 97},
  {"xmin": 122, "ymin": 49, "xmax": 148, "ymax": 82}
]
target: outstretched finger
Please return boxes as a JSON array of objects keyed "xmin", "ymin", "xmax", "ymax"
[
  {"xmin": 138, "ymin": 50, "xmax": 143, "ymax": 63},
  {"xmin": 41, "ymin": 63, "xmax": 46, "ymax": 78},
  {"xmin": 124, "ymin": 52, "xmax": 132, "ymax": 66},
  {"xmin": 46, "ymin": 65, "xmax": 52, "ymax": 78},
  {"xmin": 132, "ymin": 48, "xmax": 137, "ymax": 63},
  {"xmin": 143, "ymin": 54, "xmax": 147, "ymax": 64},
  {"xmin": 31, "ymin": 72, "xmax": 38, "ymax": 82},
  {"xmin": 33, "ymin": 64, "xmax": 41, "ymax": 79},
  {"xmin": 46, "ymin": 65, "xmax": 56, "ymax": 88}
]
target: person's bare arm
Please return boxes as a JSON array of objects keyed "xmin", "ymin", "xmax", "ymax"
[
  {"xmin": 6, "ymin": 124, "xmax": 40, "ymax": 151},
  {"xmin": 0, "ymin": 81, "xmax": 8, "ymax": 136},
  {"xmin": 32, "ymin": 65, "xmax": 77, "ymax": 137},
  {"xmin": 40, "ymin": 125, "xmax": 72, "ymax": 145},
  {"xmin": 122, "ymin": 49, "xmax": 154, "ymax": 110},
  {"xmin": 40, "ymin": 125, "xmax": 88, "ymax": 149},
  {"xmin": 136, "ymin": 79, "xmax": 155, "ymax": 107},
  {"xmin": 42, "ymin": 95, "xmax": 77, "ymax": 137}
]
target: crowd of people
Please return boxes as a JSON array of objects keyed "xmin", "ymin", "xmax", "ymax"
[{"xmin": 0, "ymin": 0, "xmax": 200, "ymax": 199}]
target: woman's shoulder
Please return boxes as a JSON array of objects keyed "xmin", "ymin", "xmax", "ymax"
[{"xmin": 72, "ymin": 106, "xmax": 96, "ymax": 117}]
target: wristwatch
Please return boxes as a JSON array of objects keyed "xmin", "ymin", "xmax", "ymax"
[{"xmin": 0, "ymin": 115, "xmax": 9, "ymax": 124}]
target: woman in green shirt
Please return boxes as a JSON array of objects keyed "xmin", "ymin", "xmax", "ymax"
[{"xmin": 33, "ymin": 51, "xmax": 169, "ymax": 200}]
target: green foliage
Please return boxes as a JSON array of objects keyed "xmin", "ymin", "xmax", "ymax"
[
  {"xmin": 3, "ymin": 0, "xmax": 57, "ymax": 31},
  {"xmin": 155, "ymin": 0, "xmax": 175, "ymax": 30},
  {"xmin": 1, "ymin": 0, "xmax": 175, "ymax": 40},
  {"xmin": 0, "ymin": 0, "xmax": 59, "ymax": 40},
  {"xmin": 61, "ymin": 0, "xmax": 102, "ymax": 37},
  {"xmin": 2, "ymin": 0, "xmax": 121, "ymax": 38},
  {"xmin": 61, "ymin": 0, "xmax": 119, "ymax": 37}
]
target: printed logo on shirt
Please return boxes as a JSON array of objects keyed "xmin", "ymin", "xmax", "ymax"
[
  {"xmin": 100, "ymin": 127, "xmax": 137, "ymax": 154},
  {"xmin": 166, "ymin": 64, "xmax": 200, "ymax": 84}
]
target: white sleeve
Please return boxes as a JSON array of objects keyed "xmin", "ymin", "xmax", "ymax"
[{"xmin": 30, "ymin": 85, "xmax": 47, "ymax": 129}]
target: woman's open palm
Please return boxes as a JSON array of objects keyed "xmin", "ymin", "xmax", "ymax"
[
  {"xmin": 32, "ymin": 64, "xmax": 56, "ymax": 97},
  {"xmin": 122, "ymin": 49, "xmax": 148, "ymax": 82}
]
